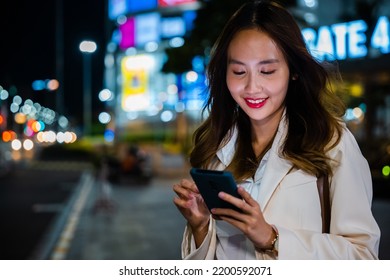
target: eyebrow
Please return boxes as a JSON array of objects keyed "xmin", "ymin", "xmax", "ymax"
[{"xmin": 227, "ymin": 58, "xmax": 280, "ymax": 65}]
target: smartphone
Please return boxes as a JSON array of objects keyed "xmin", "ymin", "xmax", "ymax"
[{"xmin": 190, "ymin": 168, "xmax": 242, "ymax": 211}]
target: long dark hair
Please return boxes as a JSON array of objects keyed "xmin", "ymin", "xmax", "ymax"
[{"xmin": 190, "ymin": 0, "xmax": 346, "ymax": 180}]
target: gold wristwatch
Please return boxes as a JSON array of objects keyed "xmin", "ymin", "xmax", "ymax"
[{"xmin": 263, "ymin": 225, "xmax": 279, "ymax": 254}]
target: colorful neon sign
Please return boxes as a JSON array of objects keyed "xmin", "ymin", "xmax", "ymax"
[{"xmin": 158, "ymin": 0, "xmax": 197, "ymax": 7}]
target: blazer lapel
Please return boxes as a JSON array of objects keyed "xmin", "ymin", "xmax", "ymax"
[{"xmin": 257, "ymin": 117, "xmax": 293, "ymax": 211}]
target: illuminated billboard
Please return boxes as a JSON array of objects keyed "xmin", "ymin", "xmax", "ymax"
[
  {"xmin": 161, "ymin": 17, "xmax": 186, "ymax": 38},
  {"xmin": 127, "ymin": 0, "xmax": 157, "ymax": 13},
  {"xmin": 158, "ymin": 0, "xmax": 197, "ymax": 7},
  {"xmin": 119, "ymin": 17, "xmax": 135, "ymax": 49},
  {"xmin": 109, "ymin": 0, "xmax": 158, "ymax": 19},
  {"xmin": 121, "ymin": 55, "xmax": 156, "ymax": 112},
  {"xmin": 108, "ymin": 0, "xmax": 127, "ymax": 20},
  {"xmin": 119, "ymin": 13, "xmax": 161, "ymax": 49},
  {"xmin": 302, "ymin": 16, "xmax": 390, "ymax": 61},
  {"xmin": 135, "ymin": 12, "xmax": 161, "ymax": 47}
]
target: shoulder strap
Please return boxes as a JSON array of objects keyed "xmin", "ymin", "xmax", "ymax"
[{"xmin": 317, "ymin": 176, "xmax": 331, "ymax": 233}]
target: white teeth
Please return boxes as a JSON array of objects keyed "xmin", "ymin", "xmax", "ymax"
[{"xmin": 247, "ymin": 99, "xmax": 265, "ymax": 104}]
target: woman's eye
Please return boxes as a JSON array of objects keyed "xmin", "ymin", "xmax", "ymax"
[
  {"xmin": 233, "ymin": 71, "xmax": 245, "ymax": 75},
  {"xmin": 261, "ymin": 70, "xmax": 276, "ymax": 75}
]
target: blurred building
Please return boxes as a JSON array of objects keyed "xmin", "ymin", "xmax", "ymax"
[
  {"xmin": 103, "ymin": 0, "xmax": 390, "ymax": 167},
  {"xmin": 103, "ymin": 0, "xmax": 204, "ymax": 147}
]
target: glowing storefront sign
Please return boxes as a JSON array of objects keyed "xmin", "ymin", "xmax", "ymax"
[
  {"xmin": 158, "ymin": 0, "xmax": 197, "ymax": 7},
  {"xmin": 108, "ymin": 0, "xmax": 127, "ymax": 20},
  {"xmin": 119, "ymin": 13, "xmax": 160, "ymax": 50},
  {"xmin": 121, "ymin": 55, "xmax": 156, "ymax": 112},
  {"xmin": 118, "ymin": 10, "xmax": 196, "ymax": 50},
  {"xmin": 135, "ymin": 13, "xmax": 160, "ymax": 47},
  {"xmin": 119, "ymin": 17, "xmax": 135, "ymax": 49},
  {"xmin": 302, "ymin": 16, "xmax": 390, "ymax": 61},
  {"xmin": 161, "ymin": 17, "xmax": 186, "ymax": 38},
  {"xmin": 126, "ymin": 0, "xmax": 157, "ymax": 13},
  {"xmin": 109, "ymin": 0, "xmax": 158, "ymax": 19}
]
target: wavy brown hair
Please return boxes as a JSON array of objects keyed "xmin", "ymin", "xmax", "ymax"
[{"xmin": 190, "ymin": 0, "xmax": 346, "ymax": 181}]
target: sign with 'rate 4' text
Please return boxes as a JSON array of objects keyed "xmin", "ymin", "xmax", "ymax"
[{"xmin": 302, "ymin": 16, "xmax": 390, "ymax": 61}]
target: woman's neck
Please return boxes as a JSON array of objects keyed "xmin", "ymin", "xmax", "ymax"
[{"xmin": 250, "ymin": 108, "xmax": 284, "ymax": 157}]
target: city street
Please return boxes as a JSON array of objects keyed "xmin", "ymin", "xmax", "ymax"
[{"xmin": 0, "ymin": 156, "xmax": 389, "ymax": 260}]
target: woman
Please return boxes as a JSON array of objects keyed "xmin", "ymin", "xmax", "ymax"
[{"xmin": 172, "ymin": 0, "xmax": 380, "ymax": 259}]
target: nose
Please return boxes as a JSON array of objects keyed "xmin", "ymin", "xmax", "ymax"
[{"xmin": 245, "ymin": 72, "xmax": 262, "ymax": 94}]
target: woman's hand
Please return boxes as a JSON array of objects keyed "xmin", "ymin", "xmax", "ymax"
[
  {"xmin": 173, "ymin": 179, "xmax": 210, "ymax": 247},
  {"xmin": 211, "ymin": 186, "xmax": 274, "ymax": 250}
]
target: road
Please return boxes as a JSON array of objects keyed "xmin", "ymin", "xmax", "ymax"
[{"xmin": 0, "ymin": 161, "xmax": 90, "ymax": 259}]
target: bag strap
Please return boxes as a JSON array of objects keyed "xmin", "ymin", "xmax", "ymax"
[{"xmin": 317, "ymin": 176, "xmax": 331, "ymax": 233}]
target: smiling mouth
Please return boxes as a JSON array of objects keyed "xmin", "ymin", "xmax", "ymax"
[{"xmin": 245, "ymin": 98, "xmax": 268, "ymax": 108}]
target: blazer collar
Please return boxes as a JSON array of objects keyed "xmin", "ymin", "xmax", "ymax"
[
  {"xmin": 216, "ymin": 128, "xmax": 237, "ymax": 167},
  {"xmin": 257, "ymin": 116, "xmax": 292, "ymax": 210},
  {"xmin": 216, "ymin": 114, "xmax": 293, "ymax": 210}
]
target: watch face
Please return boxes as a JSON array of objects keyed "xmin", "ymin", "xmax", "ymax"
[
  {"xmin": 261, "ymin": 226, "xmax": 278, "ymax": 254},
  {"xmin": 270, "ymin": 226, "xmax": 279, "ymax": 253},
  {"xmin": 274, "ymin": 238, "xmax": 279, "ymax": 251}
]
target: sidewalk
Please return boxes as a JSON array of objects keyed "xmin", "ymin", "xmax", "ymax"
[{"xmin": 54, "ymin": 152, "xmax": 190, "ymax": 260}]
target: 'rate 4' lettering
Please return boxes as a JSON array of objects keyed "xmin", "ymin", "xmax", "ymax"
[{"xmin": 302, "ymin": 16, "xmax": 390, "ymax": 61}]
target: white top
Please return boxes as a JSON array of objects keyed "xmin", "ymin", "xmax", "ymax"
[{"xmin": 215, "ymin": 149, "xmax": 270, "ymax": 259}]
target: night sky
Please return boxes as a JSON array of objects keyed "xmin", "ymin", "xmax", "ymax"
[{"xmin": 0, "ymin": 0, "xmax": 107, "ymax": 126}]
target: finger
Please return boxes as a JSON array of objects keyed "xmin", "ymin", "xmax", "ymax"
[
  {"xmin": 173, "ymin": 196, "xmax": 193, "ymax": 209},
  {"xmin": 211, "ymin": 213, "xmax": 222, "ymax": 220},
  {"xmin": 173, "ymin": 196, "xmax": 185, "ymax": 209},
  {"xmin": 173, "ymin": 183, "xmax": 194, "ymax": 200},
  {"xmin": 180, "ymin": 179, "xmax": 200, "ymax": 193},
  {"xmin": 173, "ymin": 195, "xmax": 183, "ymax": 206},
  {"xmin": 218, "ymin": 191, "xmax": 249, "ymax": 213},
  {"xmin": 211, "ymin": 206, "xmax": 245, "ymax": 221},
  {"xmin": 237, "ymin": 186, "xmax": 259, "ymax": 207},
  {"xmin": 214, "ymin": 212, "xmax": 246, "ymax": 230}
]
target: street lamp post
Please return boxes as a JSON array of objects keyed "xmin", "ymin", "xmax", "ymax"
[{"xmin": 79, "ymin": 40, "xmax": 97, "ymax": 137}]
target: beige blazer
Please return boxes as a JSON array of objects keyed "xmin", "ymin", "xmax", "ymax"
[{"xmin": 181, "ymin": 118, "xmax": 381, "ymax": 260}]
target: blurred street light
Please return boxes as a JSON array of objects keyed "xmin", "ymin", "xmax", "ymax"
[{"xmin": 79, "ymin": 40, "xmax": 97, "ymax": 136}]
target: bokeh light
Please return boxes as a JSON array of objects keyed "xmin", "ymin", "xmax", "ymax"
[
  {"xmin": 11, "ymin": 139, "xmax": 22, "ymax": 151},
  {"xmin": 23, "ymin": 139, "xmax": 34, "ymax": 151},
  {"xmin": 383, "ymin": 165, "xmax": 390, "ymax": 177}
]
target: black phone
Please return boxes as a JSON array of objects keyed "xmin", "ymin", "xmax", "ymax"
[{"xmin": 190, "ymin": 168, "xmax": 242, "ymax": 211}]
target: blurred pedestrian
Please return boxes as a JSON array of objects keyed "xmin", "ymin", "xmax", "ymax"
[
  {"xmin": 173, "ymin": 0, "xmax": 380, "ymax": 259},
  {"xmin": 92, "ymin": 157, "xmax": 116, "ymax": 214}
]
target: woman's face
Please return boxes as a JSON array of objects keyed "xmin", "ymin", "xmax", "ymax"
[{"xmin": 226, "ymin": 28, "xmax": 290, "ymax": 127}]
